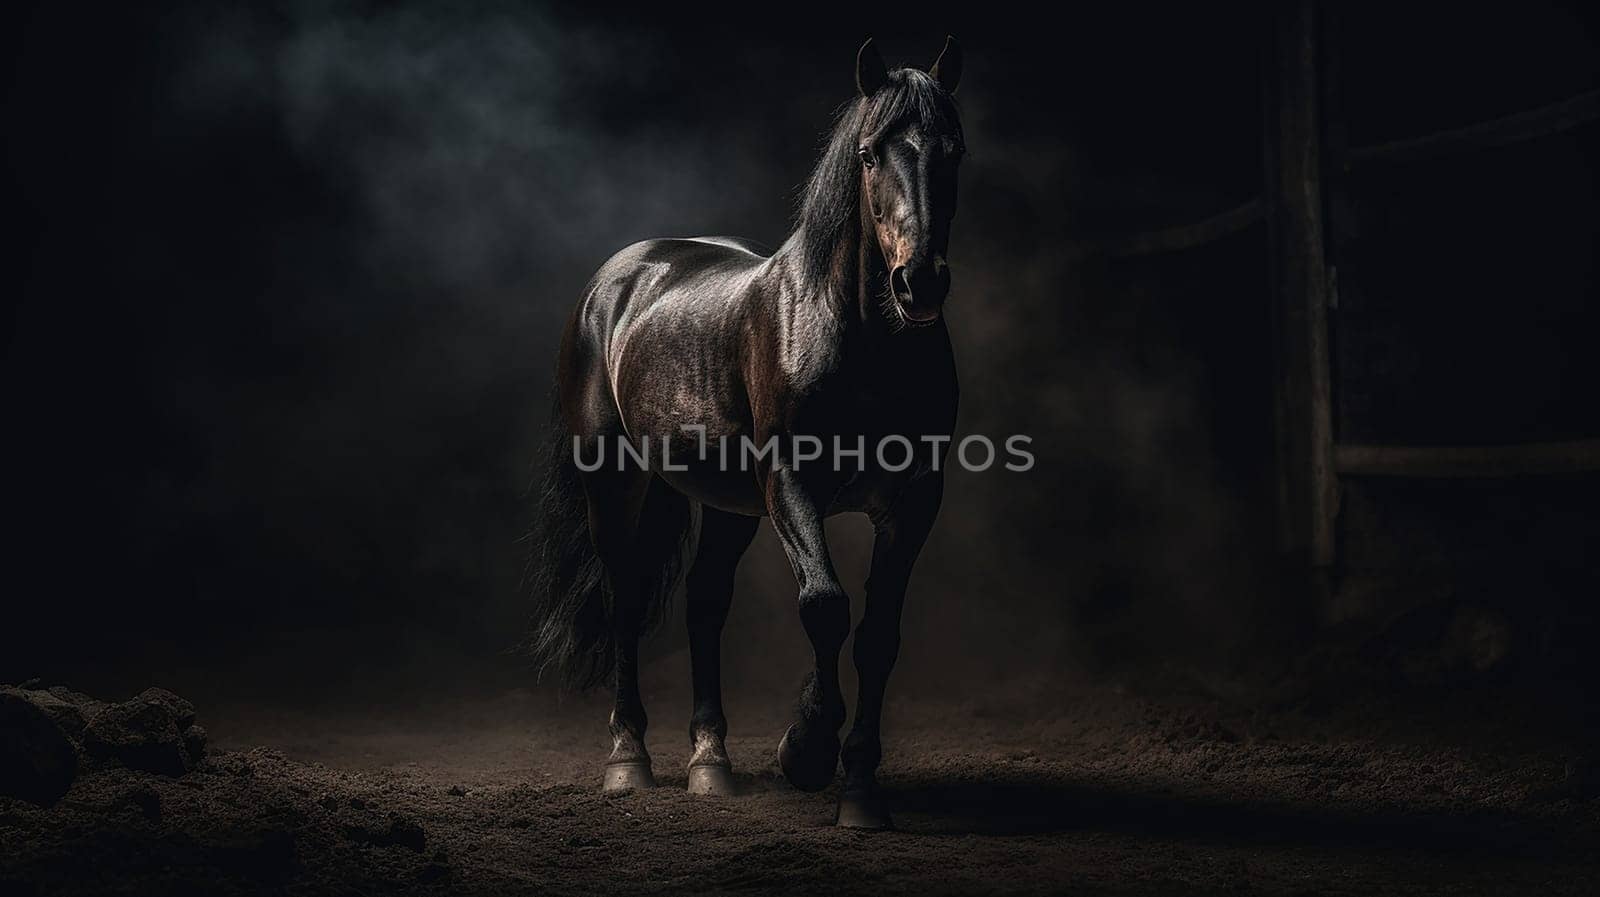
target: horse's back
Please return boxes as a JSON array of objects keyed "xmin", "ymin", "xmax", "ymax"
[
  {"xmin": 578, "ymin": 236, "xmax": 764, "ymax": 331},
  {"xmin": 560, "ymin": 238, "xmax": 764, "ymax": 422},
  {"xmin": 570, "ymin": 238, "xmax": 749, "ymax": 356},
  {"xmin": 685, "ymin": 235, "xmax": 771, "ymax": 257}
]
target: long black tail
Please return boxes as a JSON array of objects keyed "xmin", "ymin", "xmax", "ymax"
[{"xmin": 522, "ymin": 412, "xmax": 694, "ymax": 689}]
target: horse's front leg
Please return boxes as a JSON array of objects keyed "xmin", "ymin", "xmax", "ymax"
[
  {"xmin": 764, "ymin": 463, "xmax": 851, "ymax": 794},
  {"xmin": 838, "ymin": 472, "xmax": 943, "ymax": 829}
]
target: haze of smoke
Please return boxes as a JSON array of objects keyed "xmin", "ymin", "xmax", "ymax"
[{"xmin": 92, "ymin": 2, "xmax": 1272, "ymax": 694}]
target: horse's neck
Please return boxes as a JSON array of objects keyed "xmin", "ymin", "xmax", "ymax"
[
  {"xmin": 788, "ymin": 216, "xmax": 891, "ymax": 340},
  {"xmin": 763, "ymin": 219, "xmax": 942, "ymax": 393}
]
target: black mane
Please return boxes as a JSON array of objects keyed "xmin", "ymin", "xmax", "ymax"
[{"xmin": 794, "ymin": 68, "xmax": 961, "ymax": 291}]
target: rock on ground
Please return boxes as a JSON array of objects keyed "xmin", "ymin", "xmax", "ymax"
[
  {"xmin": 1, "ymin": 683, "xmax": 209, "ymax": 806},
  {"xmin": 0, "ymin": 689, "xmax": 78, "ymax": 807}
]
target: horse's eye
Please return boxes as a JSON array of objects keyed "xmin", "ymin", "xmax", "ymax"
[{"xmin": 857, "ymin": 146, "xmax": 875, "ymax": 169}]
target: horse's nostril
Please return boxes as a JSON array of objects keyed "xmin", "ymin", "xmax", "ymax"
[
  {"xmin": 890, "ymin": 266, "xmax": 912, "ymax": 299},
  {"xmin": 904, "ymin": 264, "xmax": 949, "ymax": 303}
]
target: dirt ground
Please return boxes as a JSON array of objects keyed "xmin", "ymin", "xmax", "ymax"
[{"xmin": 3, "ymin": 674, "xmax": 1598, "ymax": 896}]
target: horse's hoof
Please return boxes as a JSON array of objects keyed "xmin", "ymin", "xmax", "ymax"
[
  {"xmin": 777, "ymin": 724, "xmax": 839, "ymax": 793},
  {"xmin": 601, "ymin": 760, "xmax": 655, "ymax": 793},
  {"xmin": 686, "ymin": 763, "xmax": 737, "ymax": 797},
  {"xmin": 835, "ymin": 788, "xmax": 893, "ymax": 830}
]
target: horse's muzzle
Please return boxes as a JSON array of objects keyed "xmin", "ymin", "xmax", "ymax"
[{"xmin": 890, "ymin": 259, "xmax": 949, "ymax": 323}]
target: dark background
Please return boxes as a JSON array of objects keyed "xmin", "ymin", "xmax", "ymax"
[{"xmin": 5, "ymin": 0, "xmax": 1598, "ymax": 706}]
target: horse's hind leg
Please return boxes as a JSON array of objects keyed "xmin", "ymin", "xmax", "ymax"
[
  {"xmin": 582, "ymin": 465, "xmax": 658, "ymax": 793},
  {"xmin": 838, "ymin": 474, "xmax": 943, "ymax": 829},
  {"xmin": 684, "ymin": 508, "xmax": 759, "ymax": 796}
]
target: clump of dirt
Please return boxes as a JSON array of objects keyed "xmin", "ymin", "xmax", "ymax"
[
  {"xmin": 1, "ymin": 683, "xmax": 209, "ymax": 806},
  {"xmin": 82, "ymin": 687, "xmax": 207, "ymax": 777}
]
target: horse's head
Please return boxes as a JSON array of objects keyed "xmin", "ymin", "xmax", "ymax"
[{"xmin": 855, "ymin": 37, "xmax": 964, "ymax": 326}]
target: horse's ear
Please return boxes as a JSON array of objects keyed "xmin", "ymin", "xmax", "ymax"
[
  {"xmin": 929, "ymin": 35, "xmax": 963, "ymax": 94},
  {"xmin": 856, "ymin": 38, "xmax": 889, "ymax": 97}
]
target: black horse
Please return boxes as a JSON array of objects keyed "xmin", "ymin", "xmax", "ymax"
[{"xmin": 527, "ymin": 38, "xmax": 964, "ymax": 829}]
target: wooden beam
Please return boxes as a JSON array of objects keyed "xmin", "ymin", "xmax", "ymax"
[
  {"xmin": 1263, "ymin": 0, "xmax": 1337, "ymax": 568},
  {"xmin": 1086, "ymin": 91, "xmax": 1599, "ymax": 262},
  {"xmin": 1336, "ymin": 439, "xmax": 1600, "ymax": 478},
  {"xmin": 1348, "ymin": 88, "xmax": 1600, "ymax": 168}
]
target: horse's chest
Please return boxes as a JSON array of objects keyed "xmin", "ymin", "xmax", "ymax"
[{"xmin": 798, "ymin": 374, "xmax": 952, "ymax": 439}]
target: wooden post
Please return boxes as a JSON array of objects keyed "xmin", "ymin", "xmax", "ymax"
[{"xmin": 1263, "ymin": 0, "xmax": 1336, "ymax": 569}]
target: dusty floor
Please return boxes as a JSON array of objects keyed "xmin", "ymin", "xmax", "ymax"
[{"xmin": 3, "ymin": 676, "xmax": 1598, "ymax": 896}]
